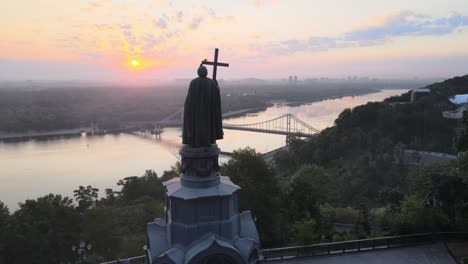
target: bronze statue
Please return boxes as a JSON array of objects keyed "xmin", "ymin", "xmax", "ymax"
[{"xmin": 182, "ymin": 65, "xmax": 223, "ymax": 147}]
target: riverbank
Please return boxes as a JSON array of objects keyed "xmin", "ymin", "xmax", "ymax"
[
  {"xmin": 0, "ymin": 89, "xmax": 386, "ymax": 142},
  {"xmin": 0, "ymin": 127, "xmax": 135, "ymax": 141},
  {"xmin": 268, "ymin": 89, "xmax": 382, "ymax": 108},
  {"xmin": 222, "ymin": 107, "xmax": 267, "ymax": 119},
  {"xmin": 0, "ymin": 128, "xmax": 93, "ymax": 140},
  {"xmin": 223, "ymin": 88, "xmax": 390, "ymax": 121},
  {"xmin": 0, "ymin": 108, "xmax": 267, "ymax": 142}
]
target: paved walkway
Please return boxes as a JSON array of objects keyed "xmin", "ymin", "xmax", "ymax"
[
  {"xmin": 273, "ymin": 243, "xmax": 456, "ymax": 264},
  {"xmin": 0, "ymin": 127, "xmax": 94, "ymax": 140}
]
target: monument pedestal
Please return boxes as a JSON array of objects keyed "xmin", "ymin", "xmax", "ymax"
[{"xmin": 145, "ymin": 145, "xmax": 261, "ymax": 264}]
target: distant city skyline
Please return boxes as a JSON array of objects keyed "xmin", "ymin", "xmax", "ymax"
[{"xmin": 2, "ymin": 0, "xmax": 468, "ymax": 82}]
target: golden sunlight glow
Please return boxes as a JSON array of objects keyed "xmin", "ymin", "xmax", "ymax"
[{"xmin": 122, "ymin": 58, "xmax": 166, "ymax": 72}]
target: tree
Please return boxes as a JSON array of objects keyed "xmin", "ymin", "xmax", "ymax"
[
  {"xmin": 459, "ymin": 154, "xmax": 468, "ymax": 182},
  {"xmin": 0, "ymin": 201, "xmax": 10, "ymax": 263},
  {"xmin": 6, "ymin": 194, "xmax": 80, "ymax": 264},
  {"xmin": 377, "ymin": 187, "xmax": 403, "ymax": 212},
  {"xmin": 455, "ymin": 111, "xmax": 468, "ymax": 153},
  {"xmin": 273, "ymin": 150, "xmax": 298, "ymax": 176},
  {"xmin": 319, "ymin": 208, "xmax": 336, "ymax": 241},
  {"xmin": 117, "ymin": 170, "xmax": 165, "ymax": 202},
  {"xmin": 221, "ymin": 147, "xmax": 282, "ymax": 246},
  {"xmin": 335, "ymin": 108, "xmax": 352, "ymax": 129},
  {"xmin": 408, "ymin": 162, "xmax": 467, "ymax": 226},
  {"xmin": 424, "ymin": 171, "xmax": 466, "ymax": 225},
  {"xmin": 160, "ymin": 161, "xmax": 181, "ymax": 182},
  {"xmin": 82, "ymin": 172, "xmax": 166, "ymax": 260},
  {"xmin": 287, "ymin": 164, "xmax": 331, "ymax": 221},
  {"xmin": 291, "ymin": 218, "xmax": 319, "ymax": 245},
  {"xmin": 111, "ymin": 196, "xmax": 164, "ymax": 258},
  {"xmin": 353, "ymin": 203, "xmax": 371, "ymax": 238},
  {"xmin": 74, "ymin": 185, "xmax": 99, "ymax": 211},
  {"xmin": 390, "ymin": 195, "xmax": 449, "ymax": 234},
  {"xmin": 81, "ymin": 206, "xmax": 122, "ymax": 261}
]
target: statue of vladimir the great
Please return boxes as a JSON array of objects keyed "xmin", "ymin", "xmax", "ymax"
[{"xmin": 182, "ymin": 65, "xmax": 224, "ymax": 147}]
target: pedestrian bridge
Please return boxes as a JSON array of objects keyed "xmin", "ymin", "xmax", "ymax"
[{"xmin": 122, "ymin": 110, "xmax": 320, "ymax": 137}]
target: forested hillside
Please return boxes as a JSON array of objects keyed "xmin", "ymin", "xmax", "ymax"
[{"xmin": 267, "ymin": 74, "xmax": 468, "ymax": 244}]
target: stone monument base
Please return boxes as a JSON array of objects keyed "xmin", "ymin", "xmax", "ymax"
[{"xmin": 145, "ymin": 145, "xmax": 262, "ymax": 264}]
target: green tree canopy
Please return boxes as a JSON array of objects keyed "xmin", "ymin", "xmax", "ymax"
[
  {"xmin": 74, "ymin": 185, "xmax": 99, "ymax": 211},
  {"xmin": 391, "ymin": 195, "xmax": 449, "ymax": 234},
  {"xmin": 7, "ymin": 194, "xmax": 80, "ymax": 264},
  {"xmin": 287, "ymin": 164, "xmax": 332, "ymax": 220},
  {"xmin": 291, "ymin": 218, "xmax": 319, "ymax": 245},
  {"xmin": 0, "ymin": 201, "xmax": 10, "ymax": 263},
  {"xmin": 221, "ymin": 147, "xmax": 282, "ymax": 246},
  {"xmin": 117, "ymin": 170, "xmax": 165, "ymax": 202},
  {"xmin": 455, "ymin": 111, "xmax": 468, "ymax": 153}
]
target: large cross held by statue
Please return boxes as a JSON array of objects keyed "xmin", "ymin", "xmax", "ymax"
[{"xmin": 201, "ymin": 48, "xmax": 229, "ymax": 81}]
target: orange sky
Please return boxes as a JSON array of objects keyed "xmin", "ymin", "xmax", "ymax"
[{"xmin": 2, "ymin": 0, "xmax": 468, "ymax": 81}]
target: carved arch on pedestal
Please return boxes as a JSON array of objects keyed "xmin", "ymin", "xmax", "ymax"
[{"xmin": 186, "ymin": 237, "xmax": 244, "ymax": 264}]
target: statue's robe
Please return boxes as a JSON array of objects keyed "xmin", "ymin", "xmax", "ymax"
[{"xmin": 182, "ymin": 76, "xmax": 223, "ymax": 147}]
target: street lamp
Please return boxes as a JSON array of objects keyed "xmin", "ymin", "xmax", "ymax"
[{"xmin": 72, "ymin": 240, "xmax": 92, "ymax": 263}]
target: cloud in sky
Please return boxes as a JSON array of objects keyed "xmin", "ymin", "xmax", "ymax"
[
  {"xmin": 3, "ymin": 1, "xmax": 468, "ymax": 80},
  {"xmin": 153, "ymin": 14, "xmax": 169, "ymax": 29},
  {"xmin": 120, "ymin": 24, "xmax": 138, "ymax": 47},
  {"xmin": 346, "ymin": 11, "xmax": 468, "ymax": 41},
  {"xmin": 88, "ymin": 1, "xmax": 103, "ymax": 8},
  {"xmin": 250, "ymin": 0, "xmax": 279, "ymax": 8},
  {"xmin": 176, "ymin": 11, "xmax": 183, "ymax": 23},
  {"xmin": 143, "ymin": 33, "xmax": 165, "ymax": 50},
  {"xmin": 251, "ymin": 11, "xmax": 468, "ymax": 55},
  {"xmin": 251, "ymin": 0, "xmax": 261, "ymax": 8},
  {"xmin": 189, "ymin": 17, "xmax": 203, "ymax": 30},
  {"xmin": 121, "ymin": 5, "xmax": 217, "ymax": 49},
  {"xmin": 46, "ymin": 3, "xmax": 218, "ymax": 62},
  {"xmin": 95, "ymin": 24, "xmax": 113, "ymax": 30}
]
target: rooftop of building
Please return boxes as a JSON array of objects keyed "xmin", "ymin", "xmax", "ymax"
[
  {"xmin": 413, "ymin": 87, "xmax": 431, "ymax": 93},
  {"xmin": 449, "ymin": 93, "xmax": 468, "ymax": 104}
]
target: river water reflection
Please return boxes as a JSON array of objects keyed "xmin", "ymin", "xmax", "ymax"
[{"xmin": 0, "ymin": 89, "xmax": 405, "ymax": 210}]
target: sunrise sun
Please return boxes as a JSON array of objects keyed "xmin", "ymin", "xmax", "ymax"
[{"xmin": 126, "ymin": 58, "xmax": 157, "ymax": 70}]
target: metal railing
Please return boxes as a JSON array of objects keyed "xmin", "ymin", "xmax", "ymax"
[
  {"xmin": 101, "ymin": 255, "xmax": 146, "ymax": 264},
  {"xmin": 100, "ymin": 232, "xmax": 468, "ymax": 264},
  {"xmin": 261, "ymin": 232, "xmax": 468, "ymax": 261}
]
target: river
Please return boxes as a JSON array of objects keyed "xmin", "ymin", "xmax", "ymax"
[{"xmin": 0, "ymin": 89, "xmax": 406, "ymax": 210}]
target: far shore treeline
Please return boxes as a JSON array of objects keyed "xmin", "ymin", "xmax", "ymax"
[
  {"xmin": 0, "ymin": 78, "xmax": 430, "ymax": 134},
  {"xmin": 0, "ymin": 75, "xmax": 468, "ymax": 263}
]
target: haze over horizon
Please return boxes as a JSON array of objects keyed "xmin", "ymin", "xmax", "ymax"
[{"xmin": 3, "ymin": 0, "xmax": 468, "ymax": 82}]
